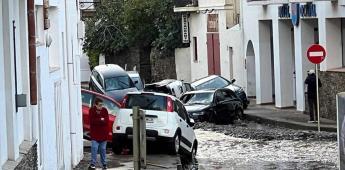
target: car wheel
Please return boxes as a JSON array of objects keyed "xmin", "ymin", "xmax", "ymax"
[
  {"xmin": 208, "ymin": 112, "xmax": 218, "ymax": 124},
  {"xmin": 189, "ymin": 144, "xmax": 197, "ymax": 161},
  {"xmin": 237, "ymin": 109, "xmax": 245, "ymax": 120},
  {"xmin": 112, "ymin": 138, "xmax": 123, "ymax": 155},
  {"xmin": 243, "ymin": 103, "xmax": 248, "ymax": 109},
  {"xmin": 169, "ymin": 133, "xmax": 180, "ymax": 155}
]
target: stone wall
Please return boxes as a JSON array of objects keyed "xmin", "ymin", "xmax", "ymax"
[
  {"xmin": 105, "ymin": 47, "xmax": 152, "ymax": 82},
  {"xmin": 15, "ymin": 143, "xmax": 38, "ymax": 170},
  {"xmin": 150, "ymin": 48, "xmax": 177, "ymax": 82},
  {"xmin": 319, "ymin": 71, "xmax": 345, "ymax": 120},
  {"xmin": 105, "ymin": 47, "xmax": 177, "ymax": 83}
]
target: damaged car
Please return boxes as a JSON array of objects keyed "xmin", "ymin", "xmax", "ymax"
[{"xmin": 181, "ymin": 88, "xmax": 244, "ymax": 124}]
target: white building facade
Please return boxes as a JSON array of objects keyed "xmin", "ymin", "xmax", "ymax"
[
  {"xmin": 243, "ymin": 0, "xmax": 345, "ymax": 114},
  {"xmin": 0, "ymin": 0, "xmax": 84, "ymax": 169},
  {"xmin": 174, "ymin": 0, "xmax": 246, "ymax": 88}
]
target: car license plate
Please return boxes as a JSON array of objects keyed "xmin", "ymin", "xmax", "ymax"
[{"xmin": 146, "ymin": 117, "xmax": 154, "ymax": 123}]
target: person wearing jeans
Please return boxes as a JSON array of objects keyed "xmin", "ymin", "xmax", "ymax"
[
  {"xmin": 305, "ymin": 70, "xmax": 322, "ymax": 123},
  {"xmin": 89, "ymin": 98, "xmax": 109, "ymax": 169}
]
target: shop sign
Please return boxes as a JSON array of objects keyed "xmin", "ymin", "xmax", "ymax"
[
  {"xmin": 182, "ymin": 14, "xmax": 189, "ymax": 44},
  {"xmin": 207, "ymin": 14, "xmax": 219, "ymax": 33}
]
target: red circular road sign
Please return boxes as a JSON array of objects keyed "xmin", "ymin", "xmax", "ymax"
[{"xmin": 307, "ymin": 44, "xmax": 326, "ymax": 64}]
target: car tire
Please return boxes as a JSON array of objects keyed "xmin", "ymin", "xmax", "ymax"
[
  {"xmin": 237, "ymin": 109, "xmax": 245, "ymax": 120},
  {"xmin": 243, "ymin": 103, "xmax": 248, "ymax": 110},
  {"xmin": 189, "ymin": 143, "xmax": 197, "ymax": 161},
  {"xmin": 168, "ymin": 132, "xmax": 180, "ymax": 155},
  {"xmin": 208, "ymin": 112, "xmax": 218, "ymax": 124},
  {"xmin": 112, "ymin": 138, "xmax": 123, "ymax": 155}
]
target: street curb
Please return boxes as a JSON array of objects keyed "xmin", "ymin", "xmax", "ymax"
[{"xmin": 245, "ymin": 114, "xmax": 337, "ymax": 132}]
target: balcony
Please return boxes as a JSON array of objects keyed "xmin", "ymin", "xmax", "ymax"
[{"xmin": 174, "ymin": 0, "xmax": 199, "ymax": 12}]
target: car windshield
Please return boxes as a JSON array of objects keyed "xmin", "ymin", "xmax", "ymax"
[
  {"xmin": 125, "ymin": 94, "xmax": 167, "ymax": 111},
  {"xmin": 130, "ymin": 77, "xmax": 144, "ymax": 90},
  {"xmin": 104, "ymin": 76, "xmax": 135, "ymax": 91},
  {"xmin": 195, "ymin": 77, "xmax": 229, "ymax": 90},
  {"xmin": 182, "ymin": 92, "xmax": 214, "ymax": 105}
]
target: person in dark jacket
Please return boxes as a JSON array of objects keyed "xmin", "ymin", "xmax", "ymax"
[
  {"xmin": 89, "ymin": 98, "xmax": 109, "ymax": 169},
  {"xmin": 305, "ymin": 70, "xmax": 322, "ymax": 122}
]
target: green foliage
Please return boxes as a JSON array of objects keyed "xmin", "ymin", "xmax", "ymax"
[{"xmin": 83, "ymin": 0, "xmax": 182, "ymax": 56}]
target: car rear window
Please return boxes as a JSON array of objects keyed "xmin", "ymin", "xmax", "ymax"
[
  {"xmin": 195, "ymin": 77, "xmax": 229, "ymax": 90},
  {"xmin": 125, "ymin": 94, "xmax": 167, "ymax": 111}
]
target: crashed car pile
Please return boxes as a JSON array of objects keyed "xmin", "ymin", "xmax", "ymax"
[{"xmin": 83, "ymin": 64, "xmax": 249, "ymax": 157}]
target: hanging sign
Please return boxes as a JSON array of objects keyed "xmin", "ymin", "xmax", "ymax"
[
  {"xmin": 291, "ymin": 3, "xmax": 300, "ymax": 26},
  {"xmin": 182, "ymin": 14, "xmax": 189, "ymax": 44}
]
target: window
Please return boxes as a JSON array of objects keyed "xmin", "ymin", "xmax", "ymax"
[
  {"xmin": 215, "ymin": 90, "xmax": 226, "ymax": 102},
  {"xmin": 195, "ymin": 77, "xmax": 229, "ymax": 90},
  {"xmin": 193, "ymin": 37, "xmax": 198, "ymax": 62},
  {"xmin": 96, "ymin": 74, "xmax": 103, "ymax": 87},
  {"xmin": 102, "ymin": 98, "xmax": 120, "ymax": 116},
  {"xmin": 224, "ymin": 90, "xmax": 237, "ymax": 100},
  {"xmin": 183, "ymin": 92, "xmax": 214, "ymax": 105},
  {"xmin": 125, "ymin": 94, "xmax": 167, "ymax": 111},
  {"xmin": 175, "ymin": 101, "xmax": 187, "ymax": 120},
  {"xmin": 104, "ymin": 76, "xmax": 135, "ymax": 91},
  {"xmin": 81, "ymin": 91, "xmax": 93, "ymax": 107}
]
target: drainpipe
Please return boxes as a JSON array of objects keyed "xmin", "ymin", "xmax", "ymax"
[
  {"xmin": 43, "ymin": 0, "xmax": 50, "ymax": 30},
  {"xmin": 28, "ymin": 0, "xmax": 37, "ymax": 105},
  {"xmin": 65, "ymin": 0, "xmax": 78, "ymax": 166}
]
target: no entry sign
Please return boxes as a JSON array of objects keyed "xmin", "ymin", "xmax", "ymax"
[{"xmin": 307, "ymin": 44, "xmax": 326, "ymax": 64}]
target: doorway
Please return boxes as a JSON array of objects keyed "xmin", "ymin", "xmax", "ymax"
[
  {"xmin": 246, "ymin": 41, "xmax": 256, "ymax": 98},
  {"xmin": 207, "ymin": 33, "xmax": 221, "ymax": 75}
]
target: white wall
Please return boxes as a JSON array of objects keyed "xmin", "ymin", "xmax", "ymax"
[
  {"xmin": 0, "ymin": 0, "xmax": 9, "ymax": 166},
  {"xmin": 175, "ymin": 47, "xmax": 192, "ymax": 82},
  {"xmin": 189, "ymin": 13, "xmax": 208, "ymax": 81},
  {"xmin": 243, "ymin": 1, "xmax": 345, "ymax": 110}
]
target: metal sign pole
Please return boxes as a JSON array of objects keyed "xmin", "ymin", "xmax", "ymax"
[
  {"xmin": 133, "ymin": 107, "xmax": 140, "ymax": 170},
  {"xmin": 316, "ymin": 64, "xmax": 321, "ymax": 132},
  {"xmin": 140, "ymin": 109, "xmax": 147, "ymax": 169}
]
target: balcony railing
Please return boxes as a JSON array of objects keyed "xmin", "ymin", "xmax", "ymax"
[{"xmin": 174, "ymin": 0, "xmax": 198, "ymax": 8}]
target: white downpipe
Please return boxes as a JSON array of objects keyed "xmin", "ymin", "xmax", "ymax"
[{"xmin": 65, "ymin": 0, "xmax": 77, "ymax": 167}]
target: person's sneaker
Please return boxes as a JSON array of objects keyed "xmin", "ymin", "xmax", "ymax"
[
  {"xmin": 89, "ymin": 164, "xmax": 96, "ymax": 169},
  {"xmin": 102, "ymin": 165, "xmax": 107, "ymax": 169}
]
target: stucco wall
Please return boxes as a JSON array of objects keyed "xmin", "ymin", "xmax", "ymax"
[
  {"xmin": 175, "ymin": 47, "xmax": 192, "ymax": 82},
  {"xmin": 319, "ymin": 71, "xmax": 345, "ymax": 120}
]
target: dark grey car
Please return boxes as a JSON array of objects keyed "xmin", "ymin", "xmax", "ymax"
[
  {"xmin": 181, "ymin": 89, "xmax": 244, "ymax": 124},
  {"xmin": 89, "ymin": 64, "xmax": 138, "ymax": 102}
]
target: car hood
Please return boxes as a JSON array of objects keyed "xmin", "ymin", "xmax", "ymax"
[
  {"xmin": 184, "ymin": 104, "xmax": 210, "ymax": 113},
  {"xmin": 105, "ymin": 88, "xmax": 138, "ymax": 102}
]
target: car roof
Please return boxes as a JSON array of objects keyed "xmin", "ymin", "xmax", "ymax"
[
  {"xmin": 81, "ymin": 89, "xmax": 121, "ymax": 106},
  {"xmin": 191, "ymin": 75, "xmax": 219, "ymax": 87},
  {"xmin": 183, "ymin": 89, "xmax": 216, "ymax": 95},
  {"xmin": 149, "ymin": 79, "xmax": 179, "ymax": 87},
  {"xmin": 127, "ymin": 71, "xmax": 139, "ymax": 76},
  {"xmin": 94, "ymin": 64, "xmax": 128, "ymax": 79},
  {"xmin": 126, "ymin": 91, "xmax": 178, "ymax": 100}
]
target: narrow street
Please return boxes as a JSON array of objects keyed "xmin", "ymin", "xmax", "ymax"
[{"xmin": 193, "ymin": 121, "xmax": 338, "ymax": 170}]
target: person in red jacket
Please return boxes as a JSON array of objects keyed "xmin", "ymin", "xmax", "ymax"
[{"xmin": 89, "ymin": 98, "xmax": 109, "ymax": 169}]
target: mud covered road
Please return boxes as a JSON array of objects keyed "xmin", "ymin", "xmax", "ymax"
[{"xmin": 189, "ymin": 121, "xmax": 338, "ymax": 170}]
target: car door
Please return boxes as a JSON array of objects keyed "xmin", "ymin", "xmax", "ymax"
[
  {"xmin": 224, "ymin": 89, "xmax": 239, "ymax": 111},
  {"xmin": 214, "ymin": 90, "xmax": 228, "ymax": 115},
  {"xmin": 175, "ymin": 100, "xmax": 193, "ymax": 152},
  {"xmin": 81, "ymin": 90, "xmax": 95, "ymax": 138},
  {"xmin": 91, "ymin": 71, "xmax": 104, "ymax": 93}
]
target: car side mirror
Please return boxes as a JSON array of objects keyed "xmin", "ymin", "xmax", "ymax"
[
  {"xmin": 231, "ymin": 79, "xmax": 236, "ymax": 84},
  {"xmin": 189, "ymin": 118, "xmax": 195, "ymax": 127}
]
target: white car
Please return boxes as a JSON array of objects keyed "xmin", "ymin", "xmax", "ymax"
[{"xmin": 112, "ymin": 92, "xmax": 198, "ymax": 158}]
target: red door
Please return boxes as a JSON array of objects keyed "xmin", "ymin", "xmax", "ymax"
[{"xmin": 207, "ymin": 33, "xmax": 221, "ymax": 75}]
